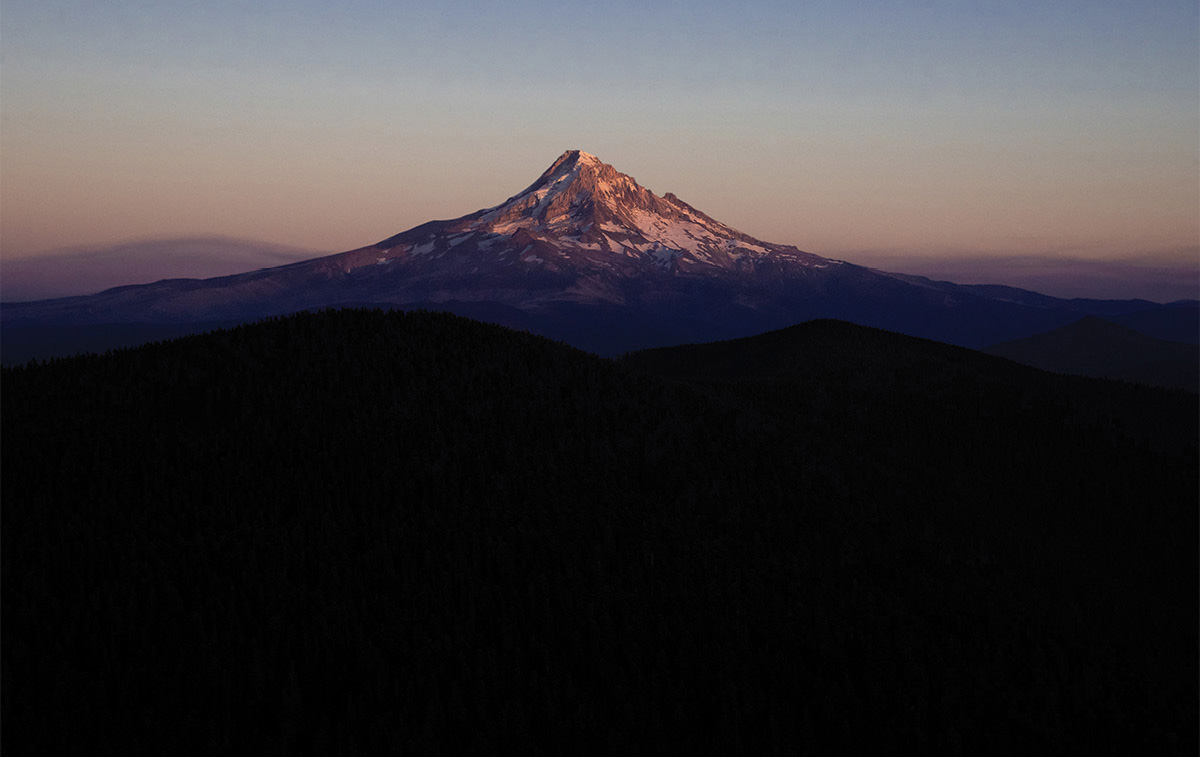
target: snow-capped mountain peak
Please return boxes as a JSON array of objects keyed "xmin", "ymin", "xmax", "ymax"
[
  {"xmin": 7, "ymin": 148, "xmax": 1178, "ymax": 362},
  {"xmin": 372, "ymin": 150, "xmax": 829, "ymax": 276}
]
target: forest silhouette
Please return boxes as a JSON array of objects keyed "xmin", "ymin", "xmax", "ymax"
[{"xmin": 3, "ymin": 309, "xmax": 1195, "ymax": 754}]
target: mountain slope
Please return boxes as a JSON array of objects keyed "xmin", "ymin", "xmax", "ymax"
[{"xmin": 2, "ymin": 150, "xmax": 1192, "ymax": 358}]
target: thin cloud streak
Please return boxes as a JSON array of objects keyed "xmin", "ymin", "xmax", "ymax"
[
  {"xmin": 0, "ymin": 237, "xmax": 324, "ymax": 302},
  {"xmin": 844, "ymin": 248, "xmax": 1199, "ymax": 303}
]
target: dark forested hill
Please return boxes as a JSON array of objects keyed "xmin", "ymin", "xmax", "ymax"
[
  {"xmin": 3, "ymin": 310, "xmax": 1196, "ymax": 755},
  {"xmin": 983, "ymin": 316, "xmax": 1199, "ymax": 391}
]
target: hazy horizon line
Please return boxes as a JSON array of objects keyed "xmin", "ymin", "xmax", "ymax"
[{"xmin": 2, "ymin": 233, "xmax": 1195, "ymax": 305}]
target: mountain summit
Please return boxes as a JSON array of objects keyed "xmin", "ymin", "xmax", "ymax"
[
  {"xmin": 3, "ymin": 150, "xmax": 1190, "ymax": 358},
  {"xmin": 367, "ymin": 149, "xmax": 827, "ymax": 283}
]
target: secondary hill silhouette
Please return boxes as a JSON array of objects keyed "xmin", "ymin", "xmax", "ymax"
[
  {"xmin": 3, "ymin": 309, "xmax": 1195, "ymax": 754},
  {"xmin": 984, "ymin": 315, "xmax": 1199, "ymax": 391}
]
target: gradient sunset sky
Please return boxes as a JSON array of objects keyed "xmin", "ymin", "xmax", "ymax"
[{"xmin": 3, "ymin": 1, "xmax": 1197, "ymax": 299}]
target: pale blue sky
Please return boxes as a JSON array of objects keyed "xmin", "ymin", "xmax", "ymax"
[{"xmin": 3, "ymin": 1, "xmax": 1196, "ymax": 297}]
